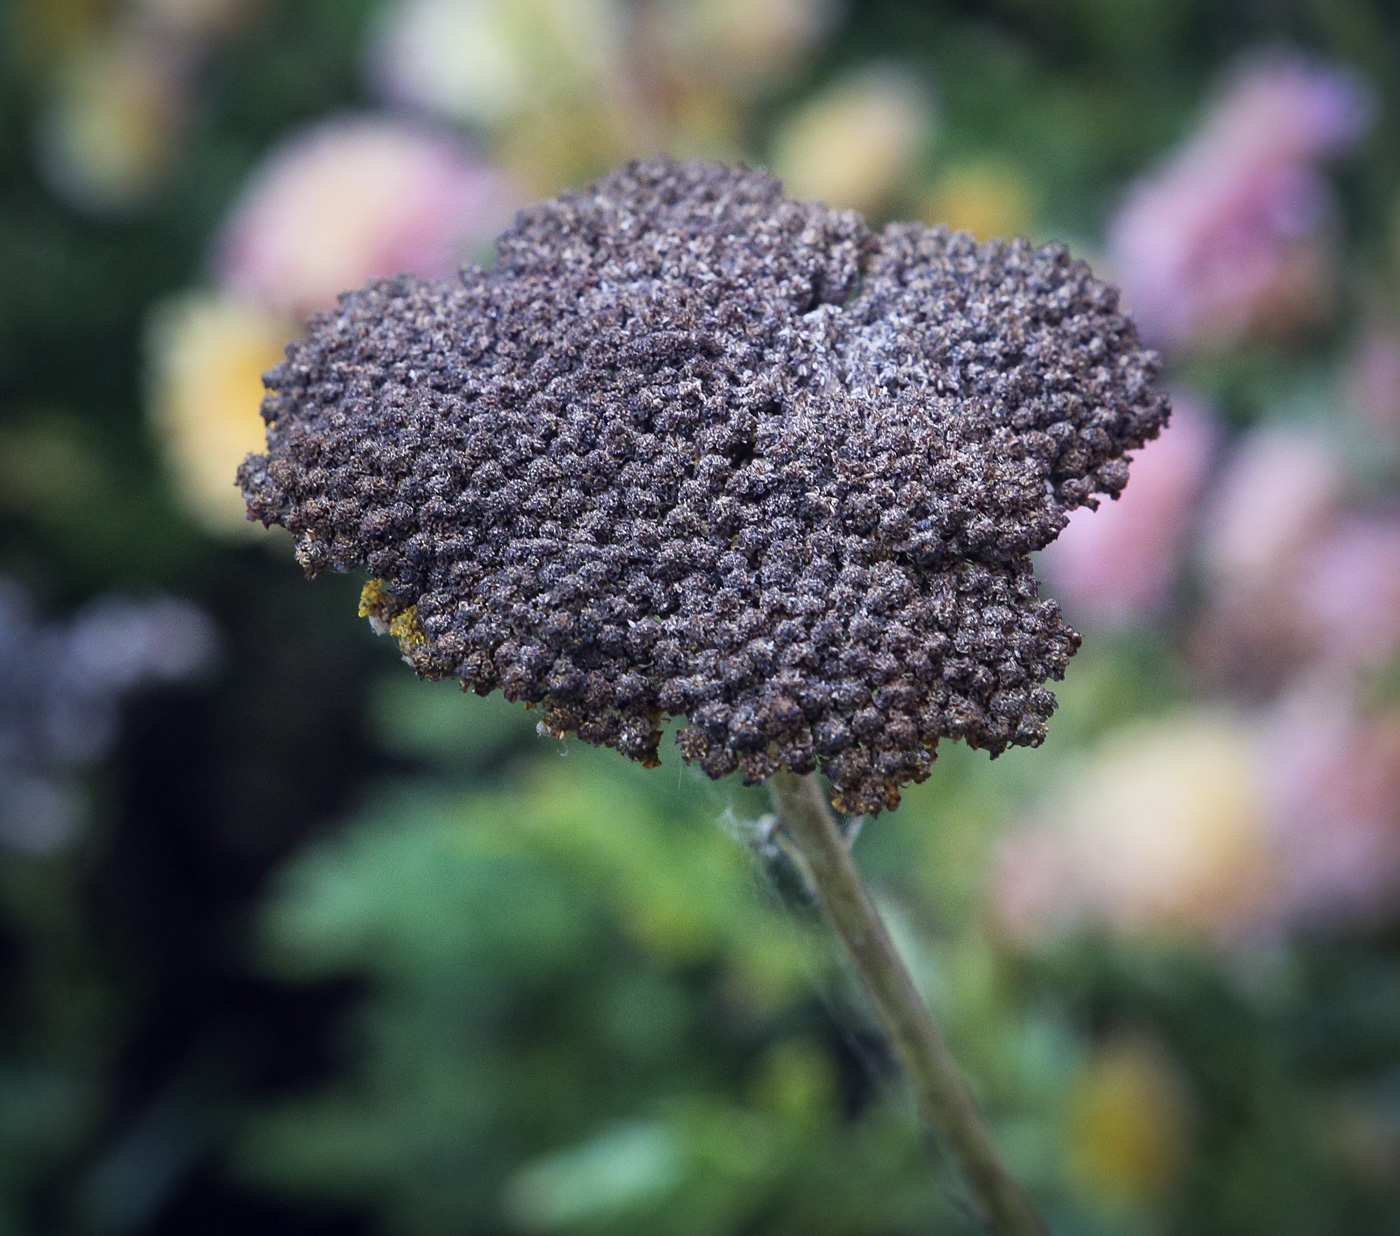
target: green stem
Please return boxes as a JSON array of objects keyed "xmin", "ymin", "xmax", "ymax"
[{"xmin": 769, "ymin": 770, "xmax": 1047, "ymax": 1236}]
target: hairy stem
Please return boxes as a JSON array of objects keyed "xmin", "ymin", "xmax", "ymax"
[{"xmin": 769, "ymin": 770, "xmax": 1047, "ymax": 1236}]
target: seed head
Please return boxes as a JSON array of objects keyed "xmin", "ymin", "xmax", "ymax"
[{"xmin": 240, "ymin": 158, "xmax": 1168, "ymax": 814}]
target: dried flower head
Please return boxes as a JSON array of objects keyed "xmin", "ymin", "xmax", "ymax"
[{"xmin": 240, "ymin": 158, "xmax": 1167, "ymax": 813}]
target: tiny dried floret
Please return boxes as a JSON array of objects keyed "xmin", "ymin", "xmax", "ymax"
[{"xmin": 240, "ymin": 158, "xmax": 1168, "ymax": 814}]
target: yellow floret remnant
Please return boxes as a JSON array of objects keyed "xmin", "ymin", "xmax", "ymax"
[
  {"xmin": 388, "ymin": 605, "xmax": 428, "ymax": 654},
  {"xmin": 357, "ymin": 579, "xmax": 449, "ymax": 676},
  {"xmin": 358, "ymin": 577, "xmax": 392, "ymax": 619}
]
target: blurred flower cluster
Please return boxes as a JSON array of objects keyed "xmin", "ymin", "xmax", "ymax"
[
  {"xmin": 1002, "ymin": 50, "xmax": 1400, "ymax": 957},
  {"xmin": 1015, "ymin": 393, "xmax": 1400, "ymax": 947},
  {"xmin": 0, "ymin": 579, "xmax": 216, "ymax": 855}
]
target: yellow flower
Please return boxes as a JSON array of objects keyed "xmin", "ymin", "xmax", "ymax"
[
  {"xmin": 12, "ymin": 0, "xmax": 110, "ymax": 71},
  {"xmin": 769, "ymin": 66, "xmax": 933, "ymax": 216},
  {"xmin": 36, "ymin": 30, "xmax": 189, "ymax": 213},
  {"xmin": 995, "ymin": 713, "xmax": 1282, "ymax": 946},
  {"xmin": 146, "ymin": 292, "xmax": 294, "ymax": 535},
  {"xmin": 1065, "ymin": 1032, "xmax": 1192, "ymax": 1208},
  {"xmin": 918, "ymin": 160, "xmax": 1033, "ymax": 241}
]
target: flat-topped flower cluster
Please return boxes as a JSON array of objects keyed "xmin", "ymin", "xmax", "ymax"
[{"xmin": 240, "ymin": 158, "xmax": 1167, "ymax": 813}]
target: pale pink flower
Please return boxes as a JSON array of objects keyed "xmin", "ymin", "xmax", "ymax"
[
  {"xmin": 1293, "ymin": 513, "xmax": 1400, "ymax": 672},
  {"xmin": 1038, "ymin": 394, "xmax": 1218, "ymax": 627},
  {"xmin": 1199, "ymin": 426, "xmax": 1345, "ymax": 592},
  {"xmin": 1262, "ymin": 686, "xmax": 1400, "ymax": 930},
  {"xmin": 1191, "ymin": 426, "xmax": 1350, "ymax": 689},
  {"xmin": 215, "ymin": 115, "xmax": 517, "ymax": 318},
  {"xmin": 1107, "ymin": 53, "xmax": 1372, "ymax": 352},
  {"xmin": 1347, "ymin": 325, "xmax": 1400, "ymax": 437}
]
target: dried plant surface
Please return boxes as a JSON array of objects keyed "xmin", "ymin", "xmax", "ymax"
[{"xmin": 241, "ymin": 158, "xmax": 1167, "ymax": 813}]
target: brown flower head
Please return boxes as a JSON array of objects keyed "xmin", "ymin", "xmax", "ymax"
[{"xmin": 240, "ymin": 158, "xmax": 1168, "ymax": 813}]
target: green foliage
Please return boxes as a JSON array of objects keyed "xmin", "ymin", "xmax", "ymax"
[{"xmin": 236, "ymin": 738, "xmax": 955, "ymax": 1232}]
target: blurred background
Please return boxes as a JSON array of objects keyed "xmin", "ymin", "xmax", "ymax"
[{"xmin": 3, "ymin": 0, "xmax": 1400, "ymax": 1232}]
